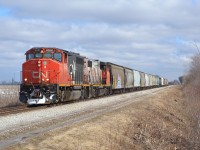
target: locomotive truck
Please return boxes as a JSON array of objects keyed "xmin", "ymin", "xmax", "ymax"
[{"xmin": 19, "ymin": 47, "xmax": 168, "ymax": 105}]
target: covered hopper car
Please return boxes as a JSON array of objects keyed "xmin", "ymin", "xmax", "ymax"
[{"xmin": 19, "ymin": 47, "xmax": 168, "ymax": 105}]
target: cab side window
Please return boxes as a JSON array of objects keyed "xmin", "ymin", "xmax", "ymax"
[{"xmin": 26, "ymin": 54, "xmax": 34, "ymax": 60}]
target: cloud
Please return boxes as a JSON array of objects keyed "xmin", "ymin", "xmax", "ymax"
[
  {"xmin": 0, "ymin": 0, "xmax": 199, "ymax": 81},
  {"xmin": 0, "ymin": 0, "xmax": 199, "ymax": 25}
]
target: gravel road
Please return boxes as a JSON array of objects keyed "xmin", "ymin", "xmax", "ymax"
[{"xmin": 0, "ymin": 86, "xmax": 170, "ymax": 149}]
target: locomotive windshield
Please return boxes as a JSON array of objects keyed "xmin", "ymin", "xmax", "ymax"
[
  {"xmin": 26, "ymin": 49, "xmax": 62, "ymax": 62},
  {"xmin": 35, "ymin": 53, "xmax": 42, "ymax": 58},
  {"xmin": 44, "ymin": 53, "xmax": 52, "ymax": 58}
]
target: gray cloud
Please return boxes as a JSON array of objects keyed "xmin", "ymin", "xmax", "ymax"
[
  {"xmin": 0, "ymin": 0, "xmax": 199, "ymax": 81},
  {"xmin": 1, "ymin": 0, "xmax": 199, "ymax": 26}
]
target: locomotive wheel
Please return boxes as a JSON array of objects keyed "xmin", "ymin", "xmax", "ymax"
[
  {"xmin": 104, "ymin": 88, "xmax": 108, "ymax": 96},
  {"xmin": 92, "ymin": 89, "xmax": 96, "ymax": 98},
  {"xmin": 80, "ymin": 90, "xmax": 84, "ymax": 100},
  {"xmin": 56, "ymin": 90, "xmax": 64, "ymax": 104},
  {"xmin": 84, "ymin": 89, "xmax": 88, "ymax": 99},
  {"xmin": 60, "ymin": 90, "xmax": 65, "ymax": 102}
]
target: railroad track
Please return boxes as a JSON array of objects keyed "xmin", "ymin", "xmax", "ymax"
[
  {"xmin": 0, "ymin": 86, "xmax": 169, "ymax": 117},
  {"xmin": 0, "ymin": 92, "xmax": 112, "ymax": 116},
  {"xmin": 0, "ymin": 99, "xmax": 89, "ymax": 116},
  {"xmin": 0, "ymin": 93, "xmax": 123, "ymax": 117},
  {"xmin": 0, "ymin": 105, "xmax": 47, "ymax": 116}
]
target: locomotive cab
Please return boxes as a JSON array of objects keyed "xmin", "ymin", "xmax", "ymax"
[{"xmin": 23, "ymin": 48, "xmax": 66, "ymax": 84}]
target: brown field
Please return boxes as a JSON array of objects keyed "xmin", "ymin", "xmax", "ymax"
[
  {"xmin": 8, "ymin": 86, "xmax": 199, "ymax": 150},
  {"xmin": 0, "ymin": 85, "xmax": 21, "ymax": 108}
]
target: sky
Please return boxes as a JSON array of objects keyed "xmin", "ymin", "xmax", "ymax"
[{"xmin": 0, "ymin": 0, "xmax": 199, "ymax": 82}]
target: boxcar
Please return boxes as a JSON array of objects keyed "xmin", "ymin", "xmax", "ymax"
[
  {"xmin": 109, "ymin": 63, "xmax": 125, "ymax": 90},
  {"xmin": 124, "ymin": 68, "xmax": 134, "ymax": 89},
  {"xmin": 149, "ymin": 74, "xmax": 153, "ymax": 87},
  {"xmin": 140, "ymin": 72, "xmax": 146, "ymax": 88},
  {"xmin": 145, "ymin": 73, "xmax": 150, "ymax": 87},
  {"xmin": 164, "ymin": 78, "xmax": 168, "ymax": 86},
  {"xmin": 161, "ymin": 77, "xmax": 164, "ymax": 86},
  {"xmin": 155, "ymin": 75, "xmax": 159, "ymax": 87},
  {"xmin": 152, "ymin": 75, "xmax": 156, "ymax": 87},
  {"xmin": 133, "ymin": 70, "xmax": 141, "ymax": 88}
]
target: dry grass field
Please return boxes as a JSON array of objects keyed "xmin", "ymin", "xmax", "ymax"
[
  {"xmin": 0, "ymin": 85, "xmax": 21, "ymax": 108},
  {"xmin": 8, "ymin": 86, "xmax": 199, "ymax": 150}
]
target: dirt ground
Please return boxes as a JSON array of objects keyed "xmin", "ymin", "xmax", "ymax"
[{"xmin": 7, "ymin": 86, "xmax": 193, "ymax": 150}]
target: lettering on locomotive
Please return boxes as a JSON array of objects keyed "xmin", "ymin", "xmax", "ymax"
[{"xmin": 32, "ymin": 71, "xmax": 49, "ymax": 79}]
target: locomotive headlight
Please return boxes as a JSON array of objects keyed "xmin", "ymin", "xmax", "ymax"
[
  {"xmin": 46, "ymin": 78, "xmax": 49, "ymax": 81},
  {"xmin": 38, "ymin": 61, "xmax": 41, "ymax": 67},
  {"xmin": 24, "ymin": 78, "xmax": 27, "ymax": 81}
]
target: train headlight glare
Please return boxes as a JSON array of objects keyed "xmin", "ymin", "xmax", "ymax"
[
  {"xmin": 24, "ymin": 78, "xmax": 27, "ymax": 81},
  {"xmin": 46, "ymin": 78, "xmax": 49, "ymax": 81}
]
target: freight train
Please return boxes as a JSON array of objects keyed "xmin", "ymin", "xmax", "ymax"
[{"xmin": 19, "ymin": 47, "xmax": 168, "ymax": 105}]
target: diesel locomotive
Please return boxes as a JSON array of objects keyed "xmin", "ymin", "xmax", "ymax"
[{"xmin": 19, "ymin": 47, "xmax": 168, "ymax": 105}]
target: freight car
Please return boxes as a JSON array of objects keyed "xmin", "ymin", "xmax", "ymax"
[{"xmin": 19, "ymin": 47, "xmax": 168, "ymax": 105}]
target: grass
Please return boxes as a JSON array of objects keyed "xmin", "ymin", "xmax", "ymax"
[
  {"xmin": 0, "ymin": 85, "xmax": 21, "ymax": 108},
  {"xmin": 8, "ymin": 86, "xmax": 197, "ymax": 150}
]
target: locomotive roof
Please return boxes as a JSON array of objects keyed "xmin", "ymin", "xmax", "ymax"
[
  {"xmin": 26, "ymin": 47, "xmax": 85, "ymax": 59},
  {"xmin": 26, "ymin": 47, "xmax": 68, "ymax": 54}
]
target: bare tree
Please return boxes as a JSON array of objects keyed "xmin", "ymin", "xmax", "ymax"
[{"xmin": 183, "ymin": 43, "xmax": 200, "ymax": 147}]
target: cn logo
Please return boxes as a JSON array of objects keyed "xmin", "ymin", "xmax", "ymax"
[{"xmin": 32, "ymin": 71, "xmax": 48, "ymax": 79}]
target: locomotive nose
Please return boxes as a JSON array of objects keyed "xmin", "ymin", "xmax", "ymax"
[
  {"xmin": 22, "ymin": 59, "xmax": 50, "ymax": 84},
  {"xmin": 37, "ymin": 60, "xmax": 49, "ymax": 83}
]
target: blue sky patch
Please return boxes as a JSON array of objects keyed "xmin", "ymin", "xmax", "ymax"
[
  {"xmin": 192, "ymin": 0, "xmax": 197, "ymax": 5},
  {"xmin": 0, "ymin": 7, "xmax": 11, "ymax": 17}
]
